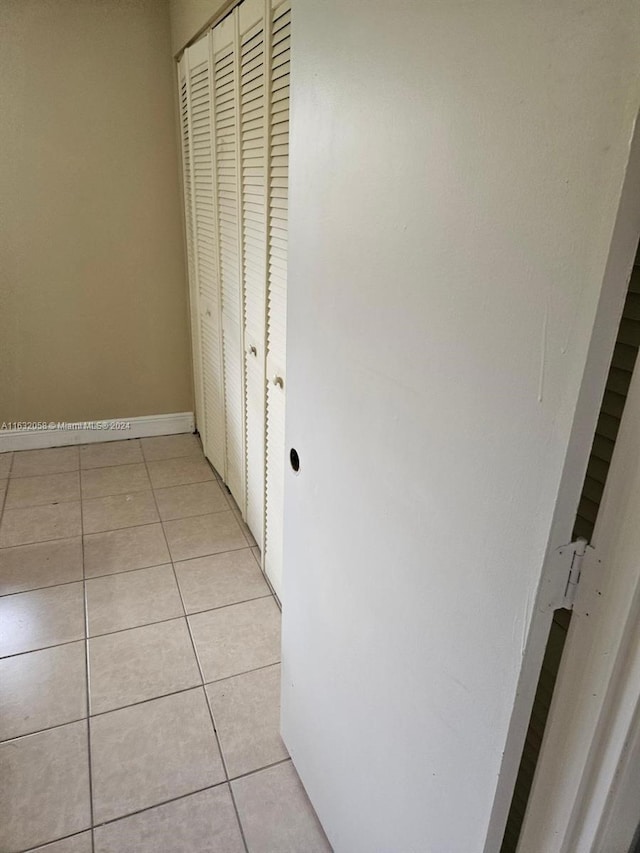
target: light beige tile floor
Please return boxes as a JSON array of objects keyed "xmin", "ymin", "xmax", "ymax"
[{"xmin": 0, "ymin": 435, "xmax": 331, "ymax": 853}]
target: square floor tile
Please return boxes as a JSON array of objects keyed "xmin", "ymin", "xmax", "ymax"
[
  {"xmin": 0, "ymin": 537, "xmax": 82, "ymax": 595},
  {"xmin": 189, "ymin": 597, "xmax": 281, "ymax": 683},
  {"xmin": 164, "ymin": 511, "xmax": 246, "ymax": 562},
  {"xmin": 141, "ymin": 433, "xmax": 202, "ymax": 462},
  {"xmin": 154, "ymin": 480, "xmax": 228, "ymax": 521},
  {"xmin": 0, "ymin": 452, "xmax": 13, "ymax": 478},
  {"xmin": 81, "ymin": 463, "xmax": 150, "ymax": 499},
  {"xmin": 147, "ymin": 456, "xmax": 214, "ymax": 489},
  {"xmin": 0, "ymin": 501, "xmax": 82, "ymax": 547},
  {"xmin": 5, "ymin": 472, "xmax": 80, "ymax": 510},
  {"xmin": 0, "ymin": 583, "xmax": 85, "ymax": 657},
  {"xmin": 82, "ymin": 491, "xmax": 158, "ymax": 534},
  {"xmin": 207, "ymin": 664, "xmax": 287, "ymax": 778},
  {"xmin": 175, "ymin": 549, "xmax": 270, "ymax": 614},
  {"xmin": 10, "ymin": 446, "xmax": 79, "ymax": 478},
  {"xmin": 232, "ymin": 762, "xmax": 331, "ymax": 853},
  {"xmin": 88, "ymin": 618, "xmax": 200, "ymax": 714},
  {"xmin": 28, "ymin": 831, "xmax": 92, "ymax": 852},
  {"xmin": 93, "ymin": 786, "xmax": 245, "ymax": 853},
  {"xmin": 90, "ymin": 688, "xmax": 224, "ymax": 823},
  {"xmin": 79, "ymin": 440, "xmax": 143, "ymax": 469},
  {"xmin": 0, "ymin": 641, "xmax": 86, "ymax": 741},
  {"xmin": 83, "ymin": 524, "xmax": 169, "ymax": 578},
  {"xmin": 86, "ymin": 564, "xmax": 182, "ymax": 636},
  {"xmin": 0, "ymin": 720, "xmax": 91, "ymax": 852}
]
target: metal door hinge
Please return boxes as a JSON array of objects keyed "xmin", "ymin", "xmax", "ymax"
[
  {"xmin": 562, "ymin": 537, "xmax": 588, "ymax": 610},
  {"xmin": 549, "ymin": 537, "xmax": 589, "ymax": 611}
]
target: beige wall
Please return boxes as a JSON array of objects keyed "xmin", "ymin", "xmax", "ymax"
[
  {"xmin": 0, "ymin": 0, "xmax": 193, "ymax": 423},
  {"xmin": 169, "ymin": 0, "xmax": 231, "ymax": 55}
]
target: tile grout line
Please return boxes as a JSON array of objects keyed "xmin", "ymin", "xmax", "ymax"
[
  {"xmin": 3, "ymin": 467, "xmax": 81, "ymax": 496},
  {"xmin": 84, "ymin": 593, "xmax": 273, "ymax": 639},
  {"xmin": 186, "ymin": 457, "xmax": 260, "ymax": 853},
  {"xmin": 84, "ymin": 481, "xmax": 220, "ymax": 504},
  {"xmin": 1, "ymin": 477, "xmax": 224, "ymax": 546},
  {"xmin": 0, "ymin": 661, "xmax": 284, "ymax": 745},
  {"xmin": 79, "ymin": 480, "xmax": 96, "ymax": 853},
  {"xmin": 13, "ymin": 827, "xmax": 92, "ymax": 853},
  {"xmin": 186, "ymin": 625, "xmax": 252, "ymax": 853},
  {"xmin": 82, "ymin": 438, "xmax": 147, "ymax": 848},
  {"xmin": 0, "ymin": 496, "xmax": 239, "ymax": 551},
  {"xmin": 69, "ymin": 755, "xmax": 293, "ymax": 845},
  {"xmin": 0, "ymin": 451, "xmax": 13, "ymax": 522},
  {"xmin": 0, "ymin": 591, "xmax": 275, "ymax": 661},
  {"xmin": 144, "ymin": 448, "xmax": 251, "ymax": 853},
  {"xmin": 0, "ymin": 541, "xmax": 258, "ymax": 597},
  {"xmin": 4, "ymin": 493, "xmax": 81, "ymax": 513},
  {"xmin": 4, "ymin": 440, "xmax": 215, "ymax": 480},
  {"xmin": 198, "ymin": 455, "xmax": 289, "ymax": 836},
  {"xmin": 89, "ymin": 781, "xmax": 229, "ymax": 836},
  {"xmin": 0, "ymin": 713, "xmax": 93, "ymax": 746},
  {"xmin": 0, "ymin": 696, "xmax": 290, "ymax": 785},
  {"xmin": 7, "ymin": 441, "xmax": 80, "ymax": 480},
  {"xmin": 0, "ymin": 635, "xmax": 87, "ymax": 662},
  {"xmin": 229, "ymin": 756, "xmax": 292, "ymax": 784},
  {"xmin": 6, "ymin": 442, "xmax": 205, "ymax": 467},
  {"xmin": 0, "ymin": 505, "xmax": 245, "ymax": 551},
  {"xmin": 77, "ymin": 760, "xmax": 288, "ymax": 841}
]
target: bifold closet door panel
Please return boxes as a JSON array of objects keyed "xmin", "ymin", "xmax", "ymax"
[
  {"xmin": 178, "ymin": 54, "xmax": 206, "ymax": 454},
  {"xmin": 186, "ymin": 36, "xmax": 227, "ymax": 479},
  {"xmin": 239, "ymin": 0, "xmax": 268, "ymax": 548},
  {"xmin": 264, "ymin": 0, "xmax": 291, "ymax": 596},
  {"xmin": 213, "ymin": 16, "xmax": 246, "ymax": 506}
]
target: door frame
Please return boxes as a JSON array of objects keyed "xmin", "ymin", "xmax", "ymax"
[
  {"xmin": 518, "ymin": 334, "xmax": 640, "ymax": 852},
  {"xmin": 483, "ymin": 112, "xmax": 640, "ymax": 851},
  {"xmin": 506, "ymin": 114, "xmax": 640, "ymax": 852}
]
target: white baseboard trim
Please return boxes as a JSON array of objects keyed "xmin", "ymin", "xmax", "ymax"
[{"xmin": 0, "ymin": 412, "xmax": 195, "ymax": 453}]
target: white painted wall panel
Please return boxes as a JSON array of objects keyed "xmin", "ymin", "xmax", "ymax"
[{"xmin": 281, "ymin": 2, "xmax": 640, "ymax": 851}]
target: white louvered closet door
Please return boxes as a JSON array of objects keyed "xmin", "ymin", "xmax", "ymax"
[
  {"xmin": 213, "ymin": 15, "xmax": 246, "ymax": 508},
  {"xmin": 178, "ymin": 54, "xmax": 206, "ymax": 453},
  {"xmin": 183, "ymin": 36, "xmax": 227, "ymax": 478},
  {"xmin": 179, "ymin": 0, "xmax": 290, "ymax": 592},
  {"xmin": 239, "ymin": 0, "xmax": 268, "ymax": 548},
  {"xmin": 263, "ymin": 0, "xmax": 291, "ymax": 597}
]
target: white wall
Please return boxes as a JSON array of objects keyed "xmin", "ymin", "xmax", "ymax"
[{"xmin": 281, "ymin": 1, "xmax": 640, "ymax": 851}]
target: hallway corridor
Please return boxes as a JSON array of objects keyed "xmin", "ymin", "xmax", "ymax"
[{"xmin": 0, "ymin": 435, "xmax": 330, "ymax": 852}]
